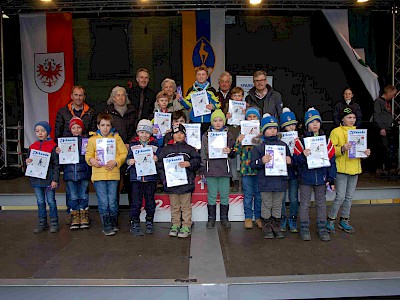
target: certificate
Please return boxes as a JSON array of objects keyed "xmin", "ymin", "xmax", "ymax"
[
  {"xmin": 183, "ymin": 123, "xmax": 201, "ymax": 149},
  {"xmin": 25, "ymin": 149, "xmax": 51, "ymax": 179},
  {"xmin": 208, "ymin": 131, "xmax": 227, "ymax": 159},
  {"xmin": 96, "ymin": 138, "xmax": 116, "ymax": 166},
  {"xmin": 154, "ymin": 112, "xmax": 171, "ymax": 136},
  {"xmin": 227, "ymin": 100, "xmax": 246, "ymax": 126},
  {"xmin": 58, "ymin": 137, "xmax": 79, "ymax": 164},
  {"xmin": 191, "ymin": 90, "xmax": 211, "ymax": 117},
  {"xmin": 264, "ymin": 145, "xmax": 287, "ymax": 176},
  {"xmin": 163, "ymin": 155, "xmax": 188, "ymax": 187},
  {"xmin": 280, "ymin": 131, "xmax": 298, "ymax": 155},
  {"xmin": 348, "ymin": 129, "xmax": 367, "ymax": 158},
  {"xmin": 133, "ymin": 147, "xmax": 157, "ymax": 177},
  {"xmin": 81, "ymin": 138, "xmax": 89, "ymax": 155},
  {"xmin": 304, "ymin": 135, "xmax": 331, "ymax": 169},
  {"xmin": 241, "ymin": 120, "xmax": 260, "ymax": 146}
]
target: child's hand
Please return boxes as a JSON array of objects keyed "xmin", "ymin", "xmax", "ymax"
[
  {"xmin": 89, "ymin": 157, "xmax": 102, "ymax": 168},
  {"xmin": 153, "ymin": 155, "xmax": 158, "ymax": 162},
  {"xmin": 237, "ymin": 134, "xmax": 245, "ymax": 143},
  {"xmin": 364, "ymin": 149, "xmax": 371, "ymax": 157},
  {"xmin": 128, "ymin": 159, "xmax": 135, "ymax": 166},
  {"xmin": 50, "ymin": 181, "xmax": 58, "ymax": 190},
  {"xmin": 206, "ymin": 104, "xmax": 214, "ymax": 110},
  {"xmin": 286, "ymin": 156, "xmax": 291, "ymax": 165},
  {"xmin": 326, "ymin": 182, "xmax": 335, "ymax": 192},
  {"xmin": 179, "ymin": 161, "xmax": 190, "ymax": 168},
  {"xmin": 262, "ymin": 154, "xmax": 272, "ymax": 164},
  {"xmin": 153, "ymin": 127, "xmax": 159, "ymax": 135},
  {"xmin": 55, "ymin": 147, "xmax": 61, "ymax": 154},
  {"xmin": 104, "ymin": 160, "xmax": 117, "ymax": 171},
  {"xmin": 226, "ymin": 112, "xmax": 232, "ymax": 119},
  {"xmin": 222, "ymin": 147, "xmax": 231, "ymax": 154},
  {"xmin": 341, "ymin": 142, "xmax": 352, "ymax": 152},
  {"xmin": 125, "ymin": 144, "xmax": 130, "ymax": 151},
  {"xmin": 303, "ymin": 149, "xmax": 311, "ymax": 156},
  {"xmin": 26, "ymin": 158, "xmax": 33, "ymax": 165}
]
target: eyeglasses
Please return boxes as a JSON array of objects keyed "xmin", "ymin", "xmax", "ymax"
[
  {"xmin": 219, "ymin": 80, "xmax": 231, "ymax": 84},
  {"xmin": 254, "ymin": 78, "xmax": 266, "ymax": 83}
]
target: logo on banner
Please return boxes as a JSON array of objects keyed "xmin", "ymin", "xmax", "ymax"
[
  {"xmin": 192, "ymin": 37, "xmax": 215, "ymax": 76},
  {"xmin": 35, "ymin": 52, "xmax": 65, "ymax": 93}
]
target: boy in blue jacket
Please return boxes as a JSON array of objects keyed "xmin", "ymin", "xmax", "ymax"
[
  {"xmin": 293, "ymin": 108, "xmax": 336, "ymax": 242},
  {"xmin": 250, "ymin": 114, "xmax": 292, "ymax": 239}
]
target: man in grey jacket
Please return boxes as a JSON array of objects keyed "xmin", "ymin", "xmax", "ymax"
[{"xmin": 245, "ymin": 70, "xmax": 283, "ymax": 118}]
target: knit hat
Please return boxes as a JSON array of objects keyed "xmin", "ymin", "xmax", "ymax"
[
  {"xmin": 340, "ymin": 105, "xmax": 355, "ymax": 120},
  {"xmin": 172, "ymin": 123, "xmax": 186, "ymax": 135},
  {"xmin": 280, "ymin": 107, "xmax": 298, "ymax": 128},
  {"xmin": 245, "ymin": 106, "xmax": 261, "ymax": 120},
  {"xmin": 304, "ymin": 107, "xmax": 322, "ymax": 128},
  {"xmin": 34, "ymin": 121, "xmax": 51, "ymax": 134},
  {"xmin": 261, "ymin": 113, "xmax": 279, "ymax": 133},
  {"xmin": 211, "ymin": 109, "xmax": 226, "ymax": 125},
  {"xmin": 69, "ymin": 117, "xmax": 84, "ymax": 131},
  {"xmin": 136, "ymin": 119, "xmax": 153, "ymax": 134}
]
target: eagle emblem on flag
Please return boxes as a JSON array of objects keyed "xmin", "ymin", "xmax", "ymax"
[{"xmin": 34, "ymin": 52, "xmax": 65, "ymax": 93}]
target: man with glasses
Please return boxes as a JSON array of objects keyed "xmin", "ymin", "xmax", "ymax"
[{"xmin": 245, "ymin": 70, "xmax": 283, "ymax": 118}]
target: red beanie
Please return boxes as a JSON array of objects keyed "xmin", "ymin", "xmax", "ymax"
[{"xmin": 69, "ymin": 117, "xmax": 84, "ymax": 131}]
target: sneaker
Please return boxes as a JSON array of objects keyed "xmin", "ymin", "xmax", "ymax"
[
  {"xmin": 244, "ymin": 218, "xmax": 253, "ymax": 229},
  {"xmin": 255, "ymin": 218, "xmax": 263, "ymax": 229},
  {"xmin": 338, "ymin": 217, "xmax": 355, "ymax": 234},
  {"xmin": 288, "ymin": 218, "xmax": 298, "ymax": 233},
  {"xmin": 102, "ymin": 228, "xmax": 116, "ymax": 236},
  {"xmin": 280, "ymin": 217, "xmax": 287, "ymax": 232},
  {"xmin": 178, "ymin": 226, "xmax": 191, "ymax": 238},
  {"xmin": 169, "ymin": 225, "xmax": 180, "ymax": 237}
]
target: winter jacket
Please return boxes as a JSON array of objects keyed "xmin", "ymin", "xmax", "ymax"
[
  {"xmin": 127, "ymin": 85, "xmax": 156, "ymax": 124},
  {"xmin": 127, "ymin": 136, "xmax": 159, "ymax": 182},
  {"xmin": 373, "ymin": 96, "xmax": 393, "ymax": 130},
  {"xmin": 293, "ymin": 131, "xmax": 336, "ymax": 186},
  {"xmin": 329, "ymin": 125, "xmax": 362, "ymax": 175},
  {"xmin": 62, "ymin": 136, "xmax": 91, "ymax": 182},
  {"xmin": 200, "ymin": 126, "xmax": 237, "ymax": 177},
  {"xmin": 250, "ymin": 135, "xmax": 291, "ymax": 192},
  {"xmin": 333, "ymin": 99, "xmax": 362, "ymax": 128},
  {"xmin": 157, "ymin": 140, "xmax": 201, "ymax": 194},
  {"xmin": 104, "ymin": 103, "xmax": 137, "ymax": 144},
  {"xmin": 180, "ymin": 82, "xmax": 220, "ymax": 123},
  {"xmin": 245, "ymin": 85, "xmax": 282, "ymax": 118},
  {"xmin": 28, "ymin": 139, "xmax": 60, "ymax": 187},
  {"xmin": 234, "ymin": 139, "xmax": 258, "ymax": 176},
  {"xmin": 55, "ymin": 102, "xmax": 97, "ymax": 140},
  {"xmin": 85, "ymin": 130, "xmax": 128, "ymax": 181},
  {"xmin": 154, "ymin": 95, "xmax": 184, "ymax": 113},
  {"xmin": 216, "ymin": 88, "xmax": 232, "ymax": 113}
]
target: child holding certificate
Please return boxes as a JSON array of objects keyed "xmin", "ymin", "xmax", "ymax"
[
  {"xmin": 234, "ymin": 107, "xmax": 262, "ymax": 229},
  {"xmin": 157, "ymin": 124, "xmax": 201, "ymax": 238},
  {"xmin": 85, "ymin": 113, "xmax": 128, "ymax": 236},
  {"xmin": 27, "ymin": 121, "xmax": 60, "ymax": 234},
  {"xmin": 327, "ymin": 106, "xmax": 370, "ymax": 234},
  {"xmin": 279, "ymin": 108, "xmax": 299, "ymax": 233},
  {"xmin": 293, "ymin": 108, "xmax": 336, "ymax": 241},
  {"xmin": 250, "ymin": 115, "xmax": 291, "ymax": 239},
  {"xmin": 179, "ymin": 66, "xmax": 220, "ymax": 134},
  {"xmin": 127, "ymin": 119, "xmax": 159, "ymax": 236},
  {"xmin": 201, "ymin": 109, "xmax": 237, "ymax": 229}
]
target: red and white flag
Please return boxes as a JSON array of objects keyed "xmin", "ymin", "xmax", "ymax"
[{"xmin": 20, "ymin": 13, "xmax": 73, "ymax": 147}]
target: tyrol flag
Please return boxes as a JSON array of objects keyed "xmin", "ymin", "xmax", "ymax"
[
  {"xmin": 20, "ymin": 13, "xmax": 74, "ymax": 147},
  {"xmin": 182, "ymin": 10, "xmax": 225, "ymax": 94}
]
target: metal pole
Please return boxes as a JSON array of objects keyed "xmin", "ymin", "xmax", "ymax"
[{"xmin": 0, "ymin": 7, "xmax": 7, "ymax": 168}]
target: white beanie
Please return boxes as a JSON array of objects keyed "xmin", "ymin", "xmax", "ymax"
[{"xmin": 136, "ymin": 119, "xmax": 153, "ymax": 134}]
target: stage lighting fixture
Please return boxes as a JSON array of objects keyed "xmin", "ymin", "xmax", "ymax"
[
  {"xmin": 357, "ymin": 0, "xmax": 369, "ymax": 3},
  {"xmin": 250, "ymin": 0, "xmax": 262, "ymax": 4}
]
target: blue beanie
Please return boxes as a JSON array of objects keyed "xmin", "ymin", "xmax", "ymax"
[
  {"xmin": 261, "ymin": 114, "xmax": 279, "ymax": 133},
  {"xmin": 280, "ymin": 107, "xmax": 298, "ymax": 128},
  {"xmin": 245, "ymin": 106, "xmax": 261, "ymax": 120},
  {"xmin": 304, "ymin": 107, "xmax": 322, "ymax": 128},
  {"xmin": 34, "ymin": 121, "xmax": 51, "ymax": 134}
]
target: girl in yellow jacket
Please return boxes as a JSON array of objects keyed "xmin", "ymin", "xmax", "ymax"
[
  {"xmin": 327, "ymin": 106, "xmax": 370, "ymax": 234},
  {"xmin": 85, "ymin": 113, "xmax": 128, "ymax": 236}
]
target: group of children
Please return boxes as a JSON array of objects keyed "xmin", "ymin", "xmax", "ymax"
[{"xmin": 28, "ymin": 69, "xmax": 370, "ymax": 241}]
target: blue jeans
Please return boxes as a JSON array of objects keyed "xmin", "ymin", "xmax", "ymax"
[
  {"xmin": 329, "ymin": 173, "xmax": 358, "ymax": 219},
  {"xmin": 281, "ymin": 178, "xmax": 299, "ymax": 219},
  {"xmin": 66, "ymin": 180, "xmax": 89, "ymax": 211},
  {"xmin": 242, "ymin": 175, "xmax": 261, "ymax": 219},
  {"xmin": 33, "ymin": 187, "xmax": 58, "ymax": 219},
  {"xmin": 93, "ymin": 180, "xmax": 119, "ymax": 217}
]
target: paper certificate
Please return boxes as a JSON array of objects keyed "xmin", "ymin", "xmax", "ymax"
[
  {"xmin": 208, "ymin": 131, "xmax": 227, "ymax": 159},
  {"xmin": 264, "ymin": 145, "xmax": 287, "ymax": 176},
  {"xmin": 241, "ymin": 120, "xmax": 260, "ymax": 146},
  {"xmin": 191, "ymin": 90, "xmax": 211, "ymax": 117},
  {"xmin": 304, "ymin": 135, "xmax": 331, "ymax": 169},
  {"xmin": 81, "ymin": 138, "xmax": 89, "ymax": 155},
  {"xmin": 280, "ymin": 131, "xmax": 298, "ymax": 155},
  {"xmin": 133, "ymin": 147, "xmax": 157, "ymax": 177},
  {"xmin": 348, "ymin": 129, "xmax": 367, "ymax": 158},
  {"xmin": 154, "ymin": 112, "xmax": 171, "ymax": 136},
  {"xmin": 58, "ymin": 137, "xmax": 79, "ymax": 164},
  {"xmin": 163, "ymin": 155, "xmax": 188, "ymax": 187},
  {"xmin": 227, "ymin": 100, "xmax": 246, "ymax": 126},
  {"xmin": 96, "ymin": 138, "xmax": 116, "ymax": 166},
  {"xmin": 183, "ymin": 123, "xmax": 201, "ymax": 149},
  {"xmin": 25, "ymin": 150, "xmax": 51, "ymax": 179}
]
